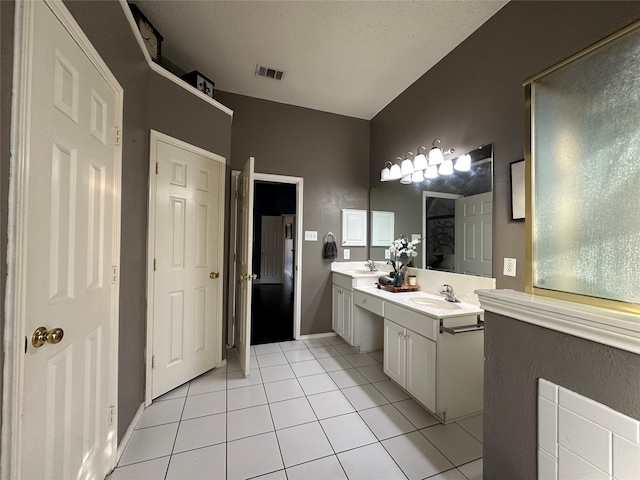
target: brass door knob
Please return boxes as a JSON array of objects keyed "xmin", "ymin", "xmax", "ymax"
[
  {"xmin": 240, "ymin": 273, "xmax": 248, "ymax": 280},
  {"xmin": 210, "ymin": 272, "xmax": 219, "ymax": 279},
  {"xmin": 32, "ymin": 327, "xmax": 64, "ymax": 348},
  {"xmin": 251, "ymin": 274, "xmax": 257, "ymax": 280}
]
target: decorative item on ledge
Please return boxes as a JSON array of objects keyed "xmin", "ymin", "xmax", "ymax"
[
  {"xmin": 376, "ymin": 283, "xmax": 420, "ymax": 293},
  {"xmin": 129, "ymin": 4, "xmax": 163, "ymax": 64},
  {"xmin": 180, "ymin": 70, "xmax": 215, "ymax": 99}
]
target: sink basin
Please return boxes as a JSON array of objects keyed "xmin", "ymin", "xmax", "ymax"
[{"xmin": 408, "ymin": 297, "xmax": 462, "ymax": 310}]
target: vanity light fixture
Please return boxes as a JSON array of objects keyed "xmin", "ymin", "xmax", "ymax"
[
  {"xmin": 439, "ymin": 158, "xmax": 454, "ymax": 175},
  {"xmin": 380, "ymin": 161, "xmax": 392, "ymax": 181},
  {"xmin": 414, "ymin": 146, "xmax": 428, "ymax": 170},
  {"xmin": 389, "ymin": 157, "xmax": 403, "ymax": 180},
  {"xmin": 454, "ymin": 154, "xmax": 471, "ymax": 172},
  {"xmin": 411, "ymin": 169, "xmax": 424, "ymax": 183},
  {"xmin": 401, "ymin": 152, "xmax": 415, "ymax": 176},
  {"xmin": 425, "ymin": 164, "xmax": 439, "ymax": 179},
  {"xmin": 400, "ymin": 174, "xmax": 412, "ymax": 184},
  {"xmin": 428, "ymin": 139, "xmax": 445, "ymax": 166}
]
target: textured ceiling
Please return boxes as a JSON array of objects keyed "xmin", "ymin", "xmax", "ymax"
[{"xmin": 134, "ymin": 1, "xmax": 508, "ymax": 119}]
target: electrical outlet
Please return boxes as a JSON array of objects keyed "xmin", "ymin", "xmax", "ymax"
[
  {"xmin": 504, "ymin": 258, "xmax": 516, "ymax": 277},
  {"xmin": 343, "ymin": 249, "xmax": 350, "ymax": 260},
  {"xmin": 384, "ymin": 249, "xmax": 391, "ymax": 259},
  {"xmin": 304, "ymin": 231, "xmax": 317, "ymax": 241}
]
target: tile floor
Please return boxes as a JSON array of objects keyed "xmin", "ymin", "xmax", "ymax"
[{"xmin": 107, "ymin": 336, "xmax": 483, "ymax": 480}]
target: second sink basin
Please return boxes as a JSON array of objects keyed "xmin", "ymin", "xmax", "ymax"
[{"xmin": 408, "ymin": 296, "xmax": 462, "ymax": 310}]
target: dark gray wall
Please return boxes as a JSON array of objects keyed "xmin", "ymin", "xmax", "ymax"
[
  {"xmin": 215, "ymin": 91, "xmax": 370, "ymax": 335},
  {"xmin": 484, "ymin": 312, "xmax": 640, "ymax": 479},
  {"xmin": 1, "ymin": 0, "xmax": 16, "ymax": 436},
  {"xmin": 370, "ymin": 1, "xmax": 640, "ymax": 291}
]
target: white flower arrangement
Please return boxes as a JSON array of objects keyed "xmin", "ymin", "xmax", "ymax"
[{"xmin": 389, "ymin": 234, "xmax": 421, "ymax": 273}]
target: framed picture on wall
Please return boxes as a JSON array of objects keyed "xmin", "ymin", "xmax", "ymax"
[{"xmin": 510, "ymin": 159, "xmax": 525, "ymax": 221}]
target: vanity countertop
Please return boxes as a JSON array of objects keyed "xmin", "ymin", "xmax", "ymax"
[{"xmin": 353, "ymin": 284, "xmax": 483, "ymax": 320}]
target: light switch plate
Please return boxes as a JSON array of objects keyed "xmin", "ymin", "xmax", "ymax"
[
  {"xmin": 304, "ymin": 231, "xmax": 318, "ymax": 241},
  {"xmin": 411, "ymin": 234, "xmax": 420, "ymax": 242},
  {"xmin": 384, "ymin": 249, "xmax": 391, "ymax": 259},
  {"xmin": 504, "ymin": 258, "xmax": 516, "ymax": 277},
  {"xmin": 343, "ymin": 249, "xmax": 350, "ymax": 260}
]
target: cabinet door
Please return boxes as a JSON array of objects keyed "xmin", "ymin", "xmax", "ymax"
[
  {"xmin": 383, "ymin": 319, "xmax": 406, "ymax": 387},
  {"xmin": 342, "ymin": 288, "xmax": 353, "ymax": 344},
  {"xmin": 332, "ymin": 284, "xmax": 343, "ymax": 336},
  {"xmin": 406, "ymin": 331, "xmax": 437, "ymax": 413}
]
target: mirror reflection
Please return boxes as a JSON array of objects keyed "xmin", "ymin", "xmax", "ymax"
[{"xmin": 369, "ymin": 144, "xmax": 493, "ymax": 277}]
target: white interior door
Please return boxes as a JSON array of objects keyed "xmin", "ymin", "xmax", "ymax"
[
  {"xmin": 9, "ymin": 1, "xmax": 122, "ymax": 478},
  {"xmin": 456, "ymin": 191, "xmax": 493, "ymax": 277},
  {"xmin": 260, "ymin": 215, "xmax": 283, "ymax": 284},
  {"xmin": 150, "ymin": 132, "xmax": 225, "ymax": 399},
  {"xmin": 236, "ymin": 157, "xmax": 255, "ymax": 376}
]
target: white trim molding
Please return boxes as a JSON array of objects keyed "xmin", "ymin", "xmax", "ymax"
[
  {"xmin": 476, "ymin": 289, "xmax": 640, "ymax": 355},
  {"xmin": 118, "ymin": 0, "xmax": 233, "ymax": 117}
]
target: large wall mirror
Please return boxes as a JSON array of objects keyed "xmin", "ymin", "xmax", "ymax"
[{"xmin": 370, "ymin": 144, "xmax": 493, "ymax": 277}]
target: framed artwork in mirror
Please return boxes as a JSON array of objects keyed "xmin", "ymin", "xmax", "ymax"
[{"xmin": 510, "ymin": 159, "xmax": 525, "ymax": 221}]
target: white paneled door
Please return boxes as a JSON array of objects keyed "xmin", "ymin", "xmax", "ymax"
[
  {"xmin": 150, "ymin": 132, "xmax": 225, "ymax": 399},
  {"xmin": 236, "ymin": 158, "xmax": 256, "ymax": 376},
  {"xmin": 9, "ymin": 1, "xmax": 123, "ymax": 478},
  {"xmin": 260, "ymin": 215, "xmax": 283, "ymax": 284},
  {"xmin": 456, "ymin": 191, "xmax": 493, "ymax": 277}
]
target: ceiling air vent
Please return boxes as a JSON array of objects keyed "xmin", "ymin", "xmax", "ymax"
[{"xmin": 256, "ymin": 64, "xmax": 285, "ymax": 81}]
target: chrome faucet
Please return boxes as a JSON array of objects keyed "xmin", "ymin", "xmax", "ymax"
[
  {"xmin": 364, "ymin": 260, "xmax": 378, "ymax": 272},
  {"xmin": 439, "ymin": 284, "xmax": 460, "ymax": 303}
]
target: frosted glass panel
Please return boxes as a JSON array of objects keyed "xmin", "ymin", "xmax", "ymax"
[{"xmin": 532, "ymin": 25, "xmax": 640, "ymax": 304}]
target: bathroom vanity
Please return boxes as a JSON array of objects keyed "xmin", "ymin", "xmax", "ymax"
[{"xmin": 331, "ymin": 263, "xmax": 495, "ymax": 423}]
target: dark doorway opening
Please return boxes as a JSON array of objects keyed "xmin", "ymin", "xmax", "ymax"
[{"xmin": 251, "ymin": 181, "xmax": 296, "ymax": 345}]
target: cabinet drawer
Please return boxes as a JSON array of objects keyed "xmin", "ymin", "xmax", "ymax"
[
  {"xmin": 353, "ymin": 291, "xmax": 384, "ymax": 316},
  {"xmin": 384, "ymin": 303, "xmax": 438, "ymax": 341},
  {"xmin": 332, "ymin": 273, "xmax": 354, "ymax": 291}
]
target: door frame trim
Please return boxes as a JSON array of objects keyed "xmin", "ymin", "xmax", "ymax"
[
  {"xmin": 145, "ymin": 130, "xmax": 226, "ymax": 406},
  {"xmin": 2, "ymin": 1, "xmax": 123, "ymax": 477}
]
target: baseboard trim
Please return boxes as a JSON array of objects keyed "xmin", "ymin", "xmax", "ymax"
[
  {"xmin": 298, "ymin": 332, "xmax": 337, "ymax": 340},
  {"xmin": 116, "ymin": 402, "xmax": 145, "ymax": 465}
]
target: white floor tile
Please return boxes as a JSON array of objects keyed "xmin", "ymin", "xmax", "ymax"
[
  {"xmin": 155, "ymin": 383, "xmax": 189, "ymax": 402},
  {"xmin": 325, "ymin": 336, "xmax": 347, "ymax": 346},
  {"xmin": 269, "ymin": 397, "xmax": 317, "ymax": 430},
  {"xmin": 286, "ymin": 455, "xmax": 347, "ymax": 480},
  {"xmin": 188, "ymin": 371, "xmax": 227, "ymax": 396},
  {"xmin": 173, "ymin": 413, "xmax": 226, "ymax": 454},
  {"xmin": 257, "ymin": 352, "xmax": 288, "ymax": 368},
  {"xmin": 343, "ymin": 353, "xmax": 378, "ymax": 368},
  {"xmin": 303, "ymin": 337, "xmax": 330, "ymax": 347},
  {"xmin": 421, "ymin": 423, "xmax": 483, "ymax": 466},
  {"xmin": 250, "ymin": 346, "xmax": 256, "ymax": 357},
  {"xmin": 226, "ymin": 384, "xmax": 268, "ymax": 411},
  {"xmin": 254, "ymin": 343, "xmax": 283, "ymax": 355},
  {"xmin": 136, "ymin": 398, "xmax": 185, "ymax": 429},
  {"xmin": 227, "ymin": 432, "xmax": 284, "ymax": 480},
  {"xmin": 290, "ymin": 359, "xmax": 325, "ymax": 377},
  {"xmin": 254, "ymin": 470, "xmax": 287, "ymax": 480},
  {"xmin": 429, "ymin": 469, "xmax": 468, "ymax": 480},
  {"xmin": 357, "ymin": 364, "xmax": 389, "ymax": 383},
  {"xmin": 307, "ymin": 390, "xmax": 356, "ymax": 419},
  {"xmin": 226, "ymin": 356, "xmax": 242, "ymax": 373},
  {"xmin": 309, "ymin": 345, "xmax": 341, "ymax": 358},
  {"xmin": 318, "ymin": 355, "xmax": 353, "ymax": 372},
  {"xmin": 458, "ymin": 458, "xmax": 483, "ymax": 480},
  {"xmin": 181, "ymin": 390, "xmax": 226, "ymax": 420},
  {"xmin": 369, "ymin": 350, "xmax": 384, "ymax": 364},
  {"xmin": 321, "ymin": 412, "xmax": 378, "ymax": 453},
  {"xmin": 393, "ymin": 398, "xmax": 440, "ymax": 429},
  {"xmin": 276, "ymin": 422, "xmax": 333, "ymax": 468},
  {"xmin": 297, "ymin": 373, "xmax": 339, "ymax": 396},
  {"xmin": 359, "ymin": 404, "xmax": 416, "ymax": 440},
  {"xmin": 382, "ymin": 431, "xmax": 454, "ymax": 480},
  {"xmin": 337, "ymin": 443, "xmax": 407, "ymax": 480},
  {"xmin": 166, "ymin": 443, "xmax": 226, "ymax": 480},
  {"xmin": 227, "ymin": 368, "xmax": 263, "ymax": 390},
  {"xmin": 284, "ymin": 348, "xmax": 316, "ymax": 363},
  {"xmin": 264, "ymin": 378, "xmax": 306, "ymax": 403},
  {"xmin": 261, "ymin": 364, "xmax": 296, "ymax": 383},
  {"xmin": 328, "ymin": 368, "xmax": 369, "ymax": 389},
  {"xmin": 341, "ymin": 384, "xmax": 390, "ymax": 410},
  {"xmin": 372, "ymin": 380, "xmax": 410, "ymax": 403},
  {"xmin": 333, "ymin": 343, "xmax": 358, "ymax": 356},
  {"xmin": 106, "ymin": 457, "xmax": 169, "ymax": 480},
  {"xmin": 227, "ymin": 404, "xmax": 274, "ymax": 441},
  {"xmin": 279, "ymin": 340, "xmax": 308, "ymax": 351},
  {"xmin": 457, "ymin": 415, "xmax": 483, "ymax": 444},
  {"xmin": 118, "ymin": 423, "xmax": 179, "ymax": 466}
]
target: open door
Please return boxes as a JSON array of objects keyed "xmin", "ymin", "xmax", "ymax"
[
  {"xmin": 456, "ymin": 191, "xmax": 493, "ymax": 277},
  {"xmin": 236, "ymin": 157, "xmax": 255, "ymax": 376}
]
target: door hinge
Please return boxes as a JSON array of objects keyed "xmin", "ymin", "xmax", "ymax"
[
  {"xmin": 108, "ymin": 406, "xmax": 116, "ymax": 426},
  {"xmin": 114, "ymin": 128, "xmax": 122, "ymax": 146},
  {"xmin": 155, "ymin": 162, "xmax": 159, "ymax": 175},
  {"xmin": 111, "ymin": 265, "xmax": 119, "ymax": 284},
  {"xmin": 152, "ymin": 355, "xmax": 156, "ymax": 368},
  {"xmin": 154, "ymin": 259, "xmax": 157, "ymax": 271}
]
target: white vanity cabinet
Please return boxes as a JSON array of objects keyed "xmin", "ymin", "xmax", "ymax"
[{"xmin": 331, "ymin": 283, "xmax": 353, "ymax": 344}]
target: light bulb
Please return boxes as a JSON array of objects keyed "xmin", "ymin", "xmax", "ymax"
[
  {"xmin": 413, "ymin": 153, "xmax": 427, "ymax": 170},
  {"xmin": 425, "ymin": 165, "xmax": 438, "ymax": 179},
  {"xmin": 380, "ymin": 166, "xmax": 390, "ymax": 181},
  {"xmin": 400, "ymin": 174, "xmax": 412, "ymax": 184},
  {"xmin": 454, "ymin": 154, "xmax": 471, "ymax": 172},
  {"xmin": 401, "ymin": 158, "xmax": 414, "ymax": 175},
  {"xmin": 389, "ymin": 164, "xmax": 402, "ymax": 180},
  {"xmin": 439, "ymin": 159, "xmax": 454, "ymax": 175},
  {"xmin": 428, "ymin": 147, "xmax": 444, "ymax": 166},
  {"xmin": 411, "ymin": 169, "xmax": 424, "ymax": 183}
]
